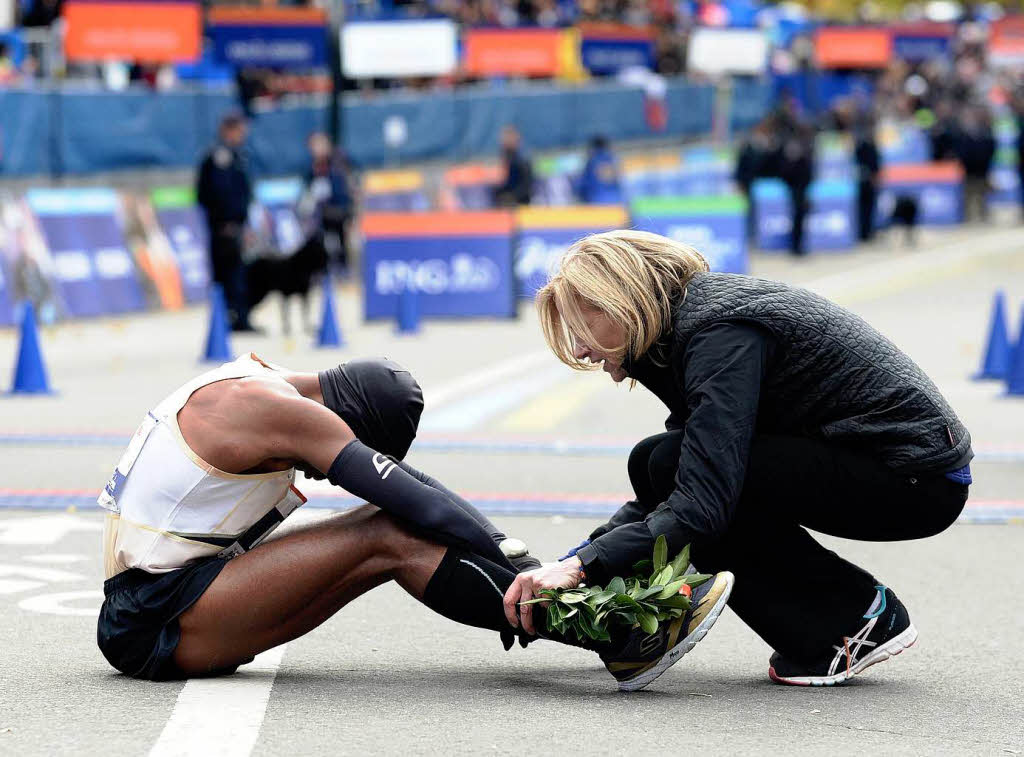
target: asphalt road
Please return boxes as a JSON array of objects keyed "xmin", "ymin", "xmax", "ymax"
[{"xmin": 1, "ymin": 225, "xmax": 1023, "ymax": 756}]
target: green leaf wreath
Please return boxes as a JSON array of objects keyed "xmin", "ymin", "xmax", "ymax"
[{"xmin": 521, "ymin": 536, "xmax": 711, "ymax": 643}]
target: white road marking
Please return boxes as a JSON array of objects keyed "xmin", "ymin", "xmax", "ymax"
[
  {"xmin": 24, "ymin": 553, "xmax": 88, "ymax": 564},
  {"xmin": 0, "ymin": 514, "xmax": 101, "ymax": 545},
  {"xmin": 149, "ymin": 645, "xmax": 287, "ymax": 757},
  {"xmin": 0, "ymin": 563, "xmax": 86, "ymax": 586},
  {"xmin": 798, "ymin": 228, "xmax": 1023, "ymax": 305},
  {"xmin": 0, "ymin": 579, "xmax": 46, "ymax": 594},
  {"xmin": 421, "ymin": 366, "xmax": 569, "ymax": 432},
  {"xmin": 18, "ymin": 589, "xmax": 103, "ymax": 616},
  {"xmin": 423, "ymin": 350, "xmax": 553, "ymax": 408}
]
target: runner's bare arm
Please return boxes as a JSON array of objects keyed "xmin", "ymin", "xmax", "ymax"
[{"xmin": 242, "ymin": 384, "xmax": 514, "ymax": 566}]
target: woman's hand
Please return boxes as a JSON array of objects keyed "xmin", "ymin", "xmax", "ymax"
[{"xmin": 502, "ymin": 557, "xmax": 583, "ymax": 635}]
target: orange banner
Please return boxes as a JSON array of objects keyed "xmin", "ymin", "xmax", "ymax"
[
  {"xmin": 463, "ymin": 29, "xmax": 563, "ymax": 76},
  {"xmin": 362, "ymin": 211, "xmax": 515, "ymax": 237},
  {"xmin": 990, "ymin": 16, "xmax": 1024, "ymax": 64},
  {"xmin": 814, "ymin": 27, "xmax": 892, "ymax": 69},
  {"xmin": 64, "ymin": 2, "xmax": 201, "ymax": 63}
]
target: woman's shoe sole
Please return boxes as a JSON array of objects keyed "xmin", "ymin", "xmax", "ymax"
[{"xmin": 768, "ymin": 623, "xmax": 919, "ymax": 687}]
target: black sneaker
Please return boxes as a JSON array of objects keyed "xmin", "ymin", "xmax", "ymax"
[
  {"xmin": 601, "ymin": 570, "xmax": 734, "ymax": 692},
  {"xmin": 768, "ymin": 586, "xmax": 918, "ymax": 687}
]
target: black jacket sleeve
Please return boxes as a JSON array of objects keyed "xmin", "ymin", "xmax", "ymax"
[
  {"xmin": 588, "ymin": 500, "xmax": 650, "ymax": 541},
  {"xmin": 576, "ymin": 322, "xmax": 771, "ymax": 585}
]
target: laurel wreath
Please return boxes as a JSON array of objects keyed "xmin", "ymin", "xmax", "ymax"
[{"xmin": 521, "ymin": 535, "xmax": 711, "ymax": 643}]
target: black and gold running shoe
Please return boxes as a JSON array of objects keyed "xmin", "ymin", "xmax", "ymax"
[{"xmin": 601, "ymin": 570, "xmax": 734, "ymax": 692}]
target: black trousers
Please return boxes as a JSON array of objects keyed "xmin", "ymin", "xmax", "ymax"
[
  {"xmin": 627, "ymin": 432, "xmax": 968, "ymax": 663},
  {"xmin": 209, "ymin": 227, "xmax": 249, "ymax": 327},
  {"xmin": 857, "ymin": 181, "xmax": 876, "ymax": 241},
  {"xmin": 788, "ymin": 185, "xmax": 809, "ymax": 255}
]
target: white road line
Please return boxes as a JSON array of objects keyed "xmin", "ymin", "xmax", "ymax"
[
  {"xmin": 797, "ymin": 228, "xmax": 1023, "ymax": 304},
  {"xmin": 149, "ymin": 645, "xmax": 287, "ymax": 757},
  {"xmin": 423, "ymin": 350, "xmax": 554, "ymax": 408}
]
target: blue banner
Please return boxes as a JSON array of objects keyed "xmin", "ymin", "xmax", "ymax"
[
  {"xmin": 877, "ymin": 183, "xmax": 962, "ymax": 226},
  {"xmin": 515, "ymin": 229, "xmax": 584, "ymax": 298},
  {"xmin": 209, "ymin": 23, "xmax": 328, "ymax": 69},
  {"xmin": 580, "ymin": 38, "xmax": 654, "ymax": 75},
  {"xmin": 26, "ymin": 189, "xmax": 146, "ymax": 317},
  {"xmin": 514, "ymin": 207, "xmax": 630, "ymax": 297},
  {"xmin": 154, "ymin": 206, "xmax": 210, "ymax": 303},
  {"xmin": 892, "ymin": 34, "xmax": 950, "ymax": 62},
  {"xmin": 363, "ymin": 224, "xmax": 516, "ymax": 319},
  {"xmin": 754, "ymin": 180, "xmax": 856, "ymax": 252},
  {"xmin": 630, "ymin": 196, "xmax": 748, "ymax": 274}
]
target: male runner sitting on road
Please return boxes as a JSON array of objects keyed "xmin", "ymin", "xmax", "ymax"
[{"xmin": 97, "ymin": 353, "xmax": 733, "ymax": 690}]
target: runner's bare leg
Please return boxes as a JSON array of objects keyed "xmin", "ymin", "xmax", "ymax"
[{"xmin": 174, "ymin": 505, "xmax": 446, "ymax": 675}]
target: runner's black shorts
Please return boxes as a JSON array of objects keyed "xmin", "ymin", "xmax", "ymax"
[{"xmin": 97, "ymin": 557, "xmax": 244, "ymax": 681}]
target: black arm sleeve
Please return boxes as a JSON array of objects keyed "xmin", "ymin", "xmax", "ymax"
[
  {"xmin": 396, "ymin": 460, "xmax": 506, "ymax": 546},
  {"xmin": 327, "ymin": 440, "xmax": 512, "ymax": 569},
  {"xmin": 397, "ymin": 461, "xmax": 542, "ymax": 572},
  {"xmin": 576, "ymin": 322, "xmax": 771, "ymax": 585}
]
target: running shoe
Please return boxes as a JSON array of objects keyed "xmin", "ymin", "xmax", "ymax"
[
  {"xmin": 601, "ymin": 570, "xmax": 734, "ymax": 692},
  {"xmin": 768, "ymin": 586, "xmax": 918, "ymax": 687}
]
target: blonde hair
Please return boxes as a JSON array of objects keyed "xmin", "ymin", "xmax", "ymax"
[{"xmin": 536, "ymin": 229, "xmax": 709, "ymax": 371}]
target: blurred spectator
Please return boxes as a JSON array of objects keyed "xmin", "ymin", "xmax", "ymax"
[
  {"xmin": 493, "ymin": 126, "xmax": 533, "ymax": 207},
  {"xmin": 0, "ymin": 42, "xmax": 17, "ymax": 86},
  {"xmin": 1014, "ymin": 92, "xmax": 1024, "ymax": 222},
  {"xmin": 854, "ymin": 116, "xmax": 880, "ymax": 243},
  {"xmin": 20, "ymin": 0, "xmax": 61, "ymax": 27},
  {"xmin": 577, "ymin": 135, "xmax": 622, "ymax": 204},
  {"xmin": 734, "ymin": 117, "xmax": 777, "ymax": 242},
  {"xmin": 196, "ymin": 112, "xmax": 256, "ymax": 332},
  {"xmin": 302, "ymin": 132, "xmax": 357, "ymax": 273},
  {"xmin": 954, "ymin": 105, "xmax": 996, "ymax": 223},
  {"xmin": 778, "ymin": 116, "xmax": 815, "ymax": 257},
  {"xmin": 929, "ymin": 101, "xmax": 959, "ymax": 162}
]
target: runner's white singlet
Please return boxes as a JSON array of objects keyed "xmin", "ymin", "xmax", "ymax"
[{"xmin": 99, "ymin": 353, "xmax": 304, "ymax": 578}]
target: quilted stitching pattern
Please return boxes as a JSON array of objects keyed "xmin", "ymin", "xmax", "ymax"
[{"xmin": 666, "ymin": 273, "xmax": 972, "ymax": 473}]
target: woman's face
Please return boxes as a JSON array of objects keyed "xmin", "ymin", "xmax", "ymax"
[{"xmin": 570, "ymin": 303, "xmax": 628, "ymax": 383}]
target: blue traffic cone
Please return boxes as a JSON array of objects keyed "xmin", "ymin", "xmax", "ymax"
[
  {"xmin": 9, "ymin": 301, "xmax": 53, "ymax": 394},
  {"xmin": 397, "ymin": 288, "xmax": 420, "ymax": 334},
  {"xmin": 316, "ymin": 275, "xmax": 344, "ymax": 348},
  {"xmin": 202, "ymin": 284, "xmax": 233, "ymax": 363},
  {"xmin": 1006, "ymin": 305, "xmax": 1024, "ymax": 396},
  {"xmin": 973, "ymin": 291, "xmax": 1012, "ymax": 380}
]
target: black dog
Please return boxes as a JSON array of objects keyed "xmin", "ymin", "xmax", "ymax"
[
  {"xmin": 890, "ymin": 195, "xmax": 919, "ymax": 247},
  {"xmin": 246, "ymin": 232, "xmax": 328, "ymax": 335}
]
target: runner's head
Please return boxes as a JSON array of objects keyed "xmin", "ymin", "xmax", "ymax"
[
  {"xmin": 536, "ymin": 230, "xmax": 709, "ymax": 383},
  {"xmin": 318, "ymin": 358, "xmax": 424, "ymax": 460}
]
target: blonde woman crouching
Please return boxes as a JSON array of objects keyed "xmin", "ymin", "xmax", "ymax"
[{"xmin": 503, "ymin": 229, "xmax": 972, "ymax": 687}]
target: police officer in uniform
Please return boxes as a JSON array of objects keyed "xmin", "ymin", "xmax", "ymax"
[{"xmin": 197, "ymin": 112, "xmax": 255, "ymax": 331}]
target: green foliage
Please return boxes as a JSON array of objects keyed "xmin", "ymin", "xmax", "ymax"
[{"xmin": 521, "ymin": 535, "xmax": 712, "ymax": 644}]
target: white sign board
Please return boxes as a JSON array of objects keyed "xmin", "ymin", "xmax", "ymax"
[
  {"xmin": 342, "ymin": 19, "xmax": 457, "ymax": 78},
  {"xmin": 687, "ymin": 28, "xmax": 768, "ymax": 76}
]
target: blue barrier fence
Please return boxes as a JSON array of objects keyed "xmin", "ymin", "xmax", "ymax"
[{"xmin": 0, "ymin": 79, "xmax": 757, "ymax": 178}]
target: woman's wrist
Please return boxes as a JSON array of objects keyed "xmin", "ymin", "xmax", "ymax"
[{"xmin": 567, "ymin": 556, "xmax": 585, "ymax": 584}]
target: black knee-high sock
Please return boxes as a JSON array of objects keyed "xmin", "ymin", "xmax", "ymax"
[{"xmin": 421, "ymin": 549, "xmax": 610, "ymax": 653}]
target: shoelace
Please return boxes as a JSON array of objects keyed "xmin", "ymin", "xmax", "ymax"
[{"xmin": 828, "ymin": 616, "xmax": 879, "ymax": 677}]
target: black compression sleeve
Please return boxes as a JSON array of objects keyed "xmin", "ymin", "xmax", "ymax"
[
  {"xmin": 396, "ymin": 460, "xmax": 506, "ymax": 545},
  {"xmin": 422, "ymin": 549, "xmax": 604, "ymax": 652},
  {"xmin": 327, "ymin": 440, "xmax": 511, "ymax": 568}
]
